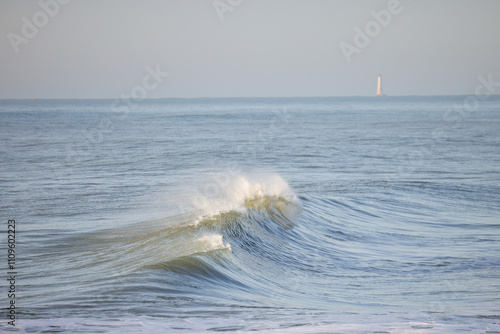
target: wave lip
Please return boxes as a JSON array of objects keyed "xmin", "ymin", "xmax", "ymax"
[{"xmin": 179, "ymin": 171, "xmax": 303, "ymax": 227}]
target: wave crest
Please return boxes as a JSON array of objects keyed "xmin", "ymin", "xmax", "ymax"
[{"xmin": 184, "ymin": 171, "xmax": 302, "ymax": 226}]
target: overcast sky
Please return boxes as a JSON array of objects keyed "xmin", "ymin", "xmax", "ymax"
[{"xmin": 1, "ymin": 0, "xmax": 499, "ymax": 98}]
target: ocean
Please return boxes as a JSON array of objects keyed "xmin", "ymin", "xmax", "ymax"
[{"xmin": 1, "ymin": 96, "xmax": 499, "ymax": 333}]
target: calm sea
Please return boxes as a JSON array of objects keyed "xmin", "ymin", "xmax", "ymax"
[{"xmin": 1, "ymin": 96, "xmax": 499, "ymax": 333}]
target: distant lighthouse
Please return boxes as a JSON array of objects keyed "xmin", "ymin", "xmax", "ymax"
[{"xmin": 375, "ymin": 74, "xmax": 384, "ymax": 96}]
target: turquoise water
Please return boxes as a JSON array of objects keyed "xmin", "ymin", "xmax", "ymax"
[{"xmin": 1, "ymin": 96, "xmax": 500, "ymax": 333}]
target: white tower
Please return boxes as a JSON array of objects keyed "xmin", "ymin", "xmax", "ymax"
[{"xmin": 375, "ymin": 74, "xmax": 383, "ymax": 96}]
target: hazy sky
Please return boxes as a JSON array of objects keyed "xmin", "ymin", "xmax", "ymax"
[{"xmin": 1, "ymin": 0, "xmax": 499, "ymax": 98}]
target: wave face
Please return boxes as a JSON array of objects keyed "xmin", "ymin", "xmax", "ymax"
[
  {"xmin": 86, "ymin": 172, "xmax": 304, "ymax": 277},
  {"xmin": 23, "ymin": 172, "xmax": 313, "ymax": 313}
]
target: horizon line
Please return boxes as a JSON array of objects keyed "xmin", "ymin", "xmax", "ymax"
[{"xmin": 1, "ymin": 94, "xmax": 498, "ymax": 101}]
